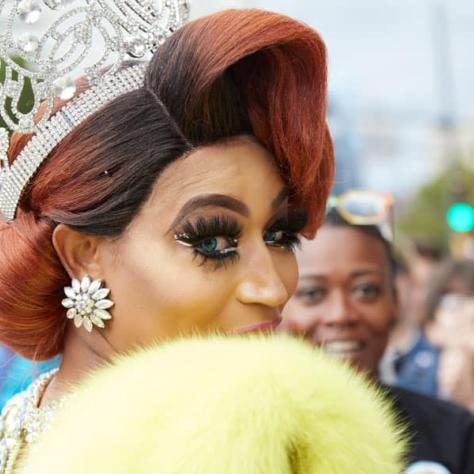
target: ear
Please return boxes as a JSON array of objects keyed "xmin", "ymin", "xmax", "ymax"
[{"xmin": 52, "ymin": 224, "xmax": 103, "ymax": 281}]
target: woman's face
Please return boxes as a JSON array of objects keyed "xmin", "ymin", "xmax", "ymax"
[
  {"xmin": 282, "ymin": 226, "xmax": 397, "ymax": 376},
  {"xmin": 96, "ymin": 136, "xmax": 304, "ymax": 351}
]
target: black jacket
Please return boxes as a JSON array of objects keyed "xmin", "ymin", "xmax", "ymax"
[{"xmin": 387, "ymin": 386, "xmax": 474, "ymax": 473}]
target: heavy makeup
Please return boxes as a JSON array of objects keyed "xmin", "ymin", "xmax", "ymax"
[
  {"xmin": 282, "ymin": 226, "xmax": 398, "ymax": 376},
  {"xmin": 47, "ymin": 135, "xmax": 307, "ymax": 404},
  {"xmin": 85, "ymin": 135, "xmax": 305, "ymax": 352}
]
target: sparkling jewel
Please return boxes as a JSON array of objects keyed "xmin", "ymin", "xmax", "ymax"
[
  {"xmin": 0, "ymin": 369, "xmax": 62, "ymax": 472},
  {"xmin": 125, "ymin": 34, "xmax": 147, "ymax": 58},
  {"xmin": 72, "ymin": 278, "xmax": 81, "ymax": 292},
  {"xmin": 0, "ymin": 0, "xmax": 191, "ymax": 220},
  {"xmin": 53, "ymin": 77, "xmax": 76, "ymax": 100},
  {"xmin": 94, "ymin": 308, "xmax": 112, "ymax": 320},
  {"xmin": 3, "ymin": 81, "xmax": 20, "ymax": 97},
  {"xmin": 74, "ymin": 24, "xmax": 92, "ymax": 44},
  {"xmin": 43, "ymin": 0, "xmax": 75, "ymax": 10},
  {"xmin": 61, "ymin": 276, "xmax": 114, "ymax": 332},
  {"xmin": 17, "ymin": 0, "xmax": 42, "ymax": 24},
  {"xmin": 0, "ymin": 129, "xmax": 8, "ymax": 164},
  {"xmin": 88, "ymin": 279, "xmax": 102, "ymax": 294},
  {"xmin": 18, "ymin": 116, "xmax": 34, "ymax": 131},
  {"xmin": 93, "ymin": 288, "xmax": 110, "ymax": 300},
  {"xmin": 17, "ymin": 34, "xmax": 40, "ymax": 54}
]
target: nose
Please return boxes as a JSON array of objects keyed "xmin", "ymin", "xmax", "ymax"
[
  {"xmin": 235, "ymin": 246, "xmax": 290, "ymax": 309},
  {"xmin": 322, "ymin": 290, "xmax": 360, "ymax": 327}
]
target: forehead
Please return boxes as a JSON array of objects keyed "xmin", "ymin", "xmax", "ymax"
[
  {"xmin": 149, "ymin": 136, "xmax": 284, "ymax": 210},
  {"xmin": 297, "ymin": 226, "xmax": 389, "ymax": 276}
]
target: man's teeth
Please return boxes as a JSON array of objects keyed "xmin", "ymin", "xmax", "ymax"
[{"xmin": 324, "ymin": 341, "xmax": 363, "ymax": 354}]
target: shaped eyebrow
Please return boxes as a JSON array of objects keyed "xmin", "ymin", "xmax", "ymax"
[
  {"xmin": 169, "ymin": 194, "xmax": 249, "ymax": 230},
  {"xmin": 169, "ymin": 187, "xmax": 290, "ymax": 232}
]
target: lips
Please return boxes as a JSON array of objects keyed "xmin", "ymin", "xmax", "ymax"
[
  {"xmin": 323, "ymin": 340, "xmax": 366, "ymax": 357},
  {"xmin": 232, "ymin": 317, "xmax": 282, "ymax": 335}
]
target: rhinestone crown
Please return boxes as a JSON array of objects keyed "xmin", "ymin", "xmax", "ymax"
[{"xmin": 0, "ymin": 0, "xmax": 190, "ymax": 221}]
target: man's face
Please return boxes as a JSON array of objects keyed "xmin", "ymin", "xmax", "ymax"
[{"xmin": 283, "ymin": 226, "xmax": 398, "ymax": 376}]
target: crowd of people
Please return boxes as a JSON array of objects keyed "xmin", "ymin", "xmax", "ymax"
[{"xmin": 283, "ymin": 194, "xmax": 474, "ymax": 472}]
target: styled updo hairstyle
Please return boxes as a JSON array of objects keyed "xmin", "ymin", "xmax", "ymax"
[{"xmin": 0, "ymin": 9, "xmax": 334, "ymax": 360}]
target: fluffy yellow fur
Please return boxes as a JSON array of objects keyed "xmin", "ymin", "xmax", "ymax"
[{"xmin": 21, "ymin": 336, "xmax": 406, "ymax": 473}]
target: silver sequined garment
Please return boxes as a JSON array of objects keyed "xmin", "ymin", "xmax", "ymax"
[{"xmin": 0, "ymin": 369, "xmax": 59, "ymax": 473}]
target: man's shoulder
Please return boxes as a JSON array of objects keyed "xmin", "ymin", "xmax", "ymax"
[
  {"xmin": 388, "ymin": 385, "xmax": 474, "ymax": 429},
  {"xmin": 385, "ymin": 386, "xmax": 474, "ymax": 472}
]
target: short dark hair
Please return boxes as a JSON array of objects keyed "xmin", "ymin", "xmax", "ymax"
[{"xmin": 323, "ymin": 207, "xmax": 396, "ymax": 277}]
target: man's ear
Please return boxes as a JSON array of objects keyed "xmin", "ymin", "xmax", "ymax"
[{"xmin": 52, "ymin": 224, "xmax": 103, "ymax": 281}]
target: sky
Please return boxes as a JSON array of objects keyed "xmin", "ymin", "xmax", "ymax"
[{"xmin": 221, "ymin": 0, "xmax": 474, "ymax": 123}]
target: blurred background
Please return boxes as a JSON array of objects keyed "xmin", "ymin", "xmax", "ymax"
[{"xmin": 194, "ymin": 0, "xmax": 474, "ymax": 257}]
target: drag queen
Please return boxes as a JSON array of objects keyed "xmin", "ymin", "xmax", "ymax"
[{"xmin": 0, "ymin": 2, "xmax": 404, "ymax": 472}]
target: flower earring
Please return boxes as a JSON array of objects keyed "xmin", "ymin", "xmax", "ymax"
[{"xmin": 61, "ymin": 276, "xmax": 114, "ymax": 333}]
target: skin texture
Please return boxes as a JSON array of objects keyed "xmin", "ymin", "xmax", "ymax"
[
  {"xmin": 282, "ymin": 226, "xmax": 398, "ymax": 377},
  {"xmin": 47, "ymin": 136, "xmax": 300, "ymax": 403}
]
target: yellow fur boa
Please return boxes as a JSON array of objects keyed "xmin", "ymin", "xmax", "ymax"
[{"xmin": 21, "ymin": 336, "xmax": 406, "ymax": 473}]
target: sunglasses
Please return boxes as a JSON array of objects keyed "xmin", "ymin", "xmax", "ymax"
[{"xmin": 326, "ymin": 190, "xmax": 394, "ymax": 241}]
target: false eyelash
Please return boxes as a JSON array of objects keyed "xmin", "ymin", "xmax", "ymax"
[
  {"xmin": 192, "ymin": 249, "xmax": 241, "ymax": 270},
  {"xmin": 174, "ymin": 215, "xmax": 242, "ymax": 270},
  {"xmin": 277, "ymin": 233, "xmax": 302, "ymax": 251},
  {"xmin": 267, "ymin": 208, "xmax": 308, "ymax": 235},
  {"xmin": 178, "ymin": 215, "xmax": 242, "ymax": 243},
  {"xmin": 264, "ymin": 208, "xmax": 307, "ymax": 251}
]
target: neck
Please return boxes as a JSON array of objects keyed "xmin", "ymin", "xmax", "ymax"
[{"xmin": 40, "ymin": 328, "xmax": 115, "ymax": 406}]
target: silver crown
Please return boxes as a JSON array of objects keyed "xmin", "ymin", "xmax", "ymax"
[{"xmin": 0, "ymin": 0, "xmax": 190, "ymax": 221}]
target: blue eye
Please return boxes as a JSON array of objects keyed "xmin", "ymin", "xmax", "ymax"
[
  {"xmin": 199, "ymin": 238, "xmax": 218, "ymax": 252},
  {"xmin": 263, "ymin": 230, "xmax": 282, "ymax": 244},
  {"xmin": 263, "ymin": 229, "xmax": 300, "ymax": 250},
  {"xmin": 175, "ymin": 233, "xmax": 238, "ymax": 259},
  {"xmin": 197, "ymin": 237, "xmax": 235, "ymax": 254}
]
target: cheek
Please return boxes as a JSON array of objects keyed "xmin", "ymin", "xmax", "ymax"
[
  {"xmin": 361, "ymin": 298, "xmax": 394, "ymax": 334},
  {"xmin": 277, "ymin": 252, "xmax": 299, "ymax": 302},
  {"xmin": 282, "ymin": 298, "xmax": 325, "ymax": 333},
  {"xmin": 101, "ymin": 236, "xmax": 236, "ymax": 345}
]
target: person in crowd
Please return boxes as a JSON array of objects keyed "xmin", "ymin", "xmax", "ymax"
[
  {"xmin": 424, "ymin": 259, "xmax": 474, "ymax": 411},
  {"xmin": 0, "ymin": 6, "xmax": 404, "ymax": 473},
  {"xmin": 381, "ymin": 243, "xmax": 443, "ymax": 397},
  {"xmin": 283, "ymin": 195, "xmax": 474, "ymax": 473}
]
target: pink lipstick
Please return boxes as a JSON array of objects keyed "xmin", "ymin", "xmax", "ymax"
[{"xmin": 232, "ymin": 317, "xmax": 282, "ymax": 335}]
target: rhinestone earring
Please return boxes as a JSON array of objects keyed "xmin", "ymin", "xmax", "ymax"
[{"xmin": 61, "ymin": 276, "xmax": 114, "ymax": 333}]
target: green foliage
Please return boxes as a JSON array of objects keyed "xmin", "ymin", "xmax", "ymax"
[
  {"xmin": 397, "ymin": 163, "xmax": 474, "ymax": 251},
  {"xmin": 0, "ymin": 56, "xmax": 35, "ymax": 132},
  {"xmin": 0, "ymin": 59, "xmax": 8, "ymax": 131}
]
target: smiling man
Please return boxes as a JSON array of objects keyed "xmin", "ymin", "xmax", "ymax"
[{"xmin": 283, "ymin": 205, "xmax": 474, "ymax": 474}]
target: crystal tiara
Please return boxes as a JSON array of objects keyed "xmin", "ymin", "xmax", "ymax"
[{"xmin": 0, "ymin": 0, "xmax": 190, "ymax": 221}]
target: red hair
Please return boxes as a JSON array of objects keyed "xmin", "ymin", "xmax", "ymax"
[{"xmin": 0, "ymin": 9, "xmax": 334, "ymax": 359}]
